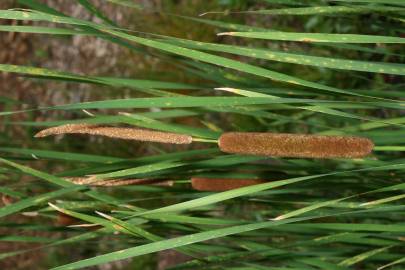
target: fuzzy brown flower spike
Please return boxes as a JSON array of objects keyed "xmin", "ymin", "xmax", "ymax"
[
  {"xmin": 218, "ymin": 132, "xmax": 374, "ymax": 159},
  {"xmin": 191, "ymin": 177, "xmax": 265, "ymax": 191},
  {"xmin": 34, "ymin": 124, "xmax": 192, "ymax": 144}
]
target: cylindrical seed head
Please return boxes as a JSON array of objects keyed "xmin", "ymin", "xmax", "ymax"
[
  {"xmin": 34, "ymin": 124, "xmax": 192, "ymax": 144},
  {"xmin": 218, "ymin": 132, "xmax": 374, "ymax": 159},
  {"xmin": 191, "ymin": 177, "xmax": 265, "ymax": 191}
]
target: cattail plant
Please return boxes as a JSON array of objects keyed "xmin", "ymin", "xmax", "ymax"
[
  {"xmin": 191, "ymin": 177, "xmax": 266, "ymax": 191},
  {"xmin": 36, "ymin": 125, "xmax": 374, "ymax": 159},
  {"xmin": 218, "ymin": 132, "xmax": 374, "ymax": 159},
  {"xmin": 34, "ymin": 124, "xmax": 193, "ymax": 144}
]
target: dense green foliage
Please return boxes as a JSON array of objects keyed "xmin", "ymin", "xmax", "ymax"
[{"xmin": 0, "ymin": 0, "xmax": 404, "ymax": 269}]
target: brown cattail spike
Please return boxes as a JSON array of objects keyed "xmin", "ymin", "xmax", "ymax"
[
  {"xmin": 191, "ymin": 177, "xmax": 265, "ymax": 191},
  {"xmin": 218, "ymin": 132, "xmax": 374, "ymax": 159},
  {"xmin": 34, "ymin": 124, "xmax": 192, "ymax": 145}
]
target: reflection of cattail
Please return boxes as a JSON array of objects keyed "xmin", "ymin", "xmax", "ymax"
[
  {"xmin": 218, "ymin": 132, "xmax": 374, "ymax": 158},
  {"xmin": 1, "ymin": 195, "xmax": 14, "ymax": 206},
  {"xmin": 55, "ymin": 213, "xmax": 103, "ymax": 230},
  {"xmin": 34, "ymin": 124, "xmax": 192, "ymax": 145},
  {"xmin": 66, "ymin": 177, "xmax": 173, "ymax": 187},
  {"xmin": 56, "ymin": 213, "xmax": 81, "ymax": 226},
  {"xmin": 191, "ymin": 177, "xmax": 265, "ymax": 191}
]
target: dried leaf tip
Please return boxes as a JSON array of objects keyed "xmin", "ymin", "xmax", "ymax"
[
  {"xmin": 34, "ymin": 124, "xmax": 192, "ymax": 144},
  {"xmin": 217, "ymin": 32, "xmax": 235, "ymax": 36},
  {"xmin": 218, "ymin": 132, "xmax": 374, "ymax": 159},
  {"xmin": 214, "ymin": 87, "xmax": 238, "ymax": 93}
]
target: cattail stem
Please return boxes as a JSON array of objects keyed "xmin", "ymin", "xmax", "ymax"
[
  {"xmin": 218, "ymin": 132, "xmax": 374, "ymax": 159},
  {"xmin": 192, "ymin": 138, "xmax": 218, "ymax": 143},
  {"xmin": 34, "ymin": 124, "xmax": 192, "ymax": 145}
]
